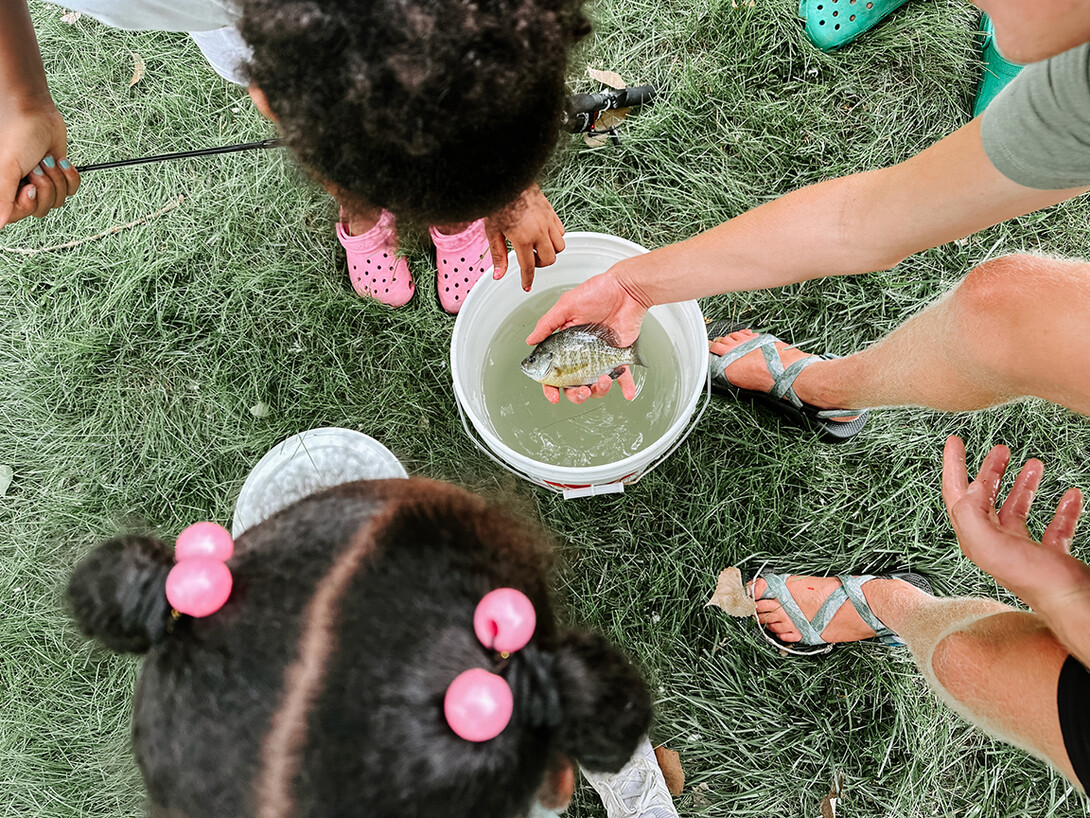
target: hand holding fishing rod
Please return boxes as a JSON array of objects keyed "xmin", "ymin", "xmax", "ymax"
[{"xmin": 4, "ymin": 136, "xmax": 283, "ymax": 229}]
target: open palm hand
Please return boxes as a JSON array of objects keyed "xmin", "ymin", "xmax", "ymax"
[{"xmin": 942, "ymin": 436, "xmax": 1090, "ymax": 620}]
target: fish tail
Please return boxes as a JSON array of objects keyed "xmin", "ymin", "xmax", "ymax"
[{"xmin": 630, "ymin": 335, "xmax": 647, "ymax": 368}]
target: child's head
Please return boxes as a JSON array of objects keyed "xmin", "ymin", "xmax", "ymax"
[
  {"xmin": 237, "ymin": 0, "xmax": 590, "ymax": 226},
  {"xmin": 68, "ymin": 479, "xmax": 650, "ymax": 817}
]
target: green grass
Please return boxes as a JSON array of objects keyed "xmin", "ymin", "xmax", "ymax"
[{"xmin": 2, "ymin": 0, "xmax": 1090, "ymax": 815}]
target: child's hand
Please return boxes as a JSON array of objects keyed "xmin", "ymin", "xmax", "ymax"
[
  {"xmin": 0, "ymin": 98, "xmax": 79, "ymax": 228},
  {"xmin": 942, "ymin": 435, "xmax": 1090, "ymax": 619},
  {"xmin": 485, "ymin": 184, "xmax": 565, "ymax": 290}
]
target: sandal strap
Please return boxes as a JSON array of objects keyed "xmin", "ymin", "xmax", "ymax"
[
  {"xmin": 766, "ymin": 352, "xmax": 819, "ymax": 408},
  {"xmin": 709, "ymin": 334, "xmax": 777, "ymax": 380},
  {"xmin": 758, "ymin": 573, "xmax": 898, "ymax": 646},
  {"xmin": 709, "ymin": 333, "xmax": 825, "ymax": 412},
  {"xmin": 760, "ymin": 574, "xmax": 834, "ymax": 645},
  {"xmin": 837, "ymin": 574, "xmax": 894, "ymax": 638}
]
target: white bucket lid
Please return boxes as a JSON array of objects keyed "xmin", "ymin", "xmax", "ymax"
[{"xmin": 232, "ymin": 427, "xmax": 407, "ymax": 537}]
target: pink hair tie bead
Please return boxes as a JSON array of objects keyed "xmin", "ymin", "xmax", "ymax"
[
  {"xmin": 473, "ymin": 588, "xmax": 536, "ymax": 654},
  {"xmin": 175, "ymin": 521, "xmax": 234, "ymax": 561},
  {"xmin": 444, "ymin": 668, "xmax": 514, "ymax": 742},
  {"xmin": 444, "ymin": 588, "xmax": 537, "ymax": 741},
  {"xmin": 166, "ymin": 522, "xmax": 234, "ymax": 618}
]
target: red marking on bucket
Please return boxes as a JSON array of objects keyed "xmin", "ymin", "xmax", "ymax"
[{"xmin": 543, "ymin": 471, "xmax": 639, "ymax": 491}]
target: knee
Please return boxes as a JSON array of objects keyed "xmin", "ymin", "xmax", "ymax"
[
  {"xmin": 956, "ymin": 254, "xmax": 1090, "ymax": 324},
  {"xmin": 953, "ymin": 254, "xmax": 1090, "ymax": 382}
]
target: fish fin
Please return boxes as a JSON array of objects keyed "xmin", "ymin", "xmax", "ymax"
[
  {"xmin": 608, "ymin": 366, "xmax": 626, "ymax": 380},
  {"xmin": 630, "ymin": 334, "xmax": 647, "ymax": 368},
  {"xmin": 569, "ymin": 322, "xmax": 622, "ymax": 348}
]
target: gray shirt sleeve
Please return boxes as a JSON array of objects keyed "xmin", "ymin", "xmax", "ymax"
[{"xmin": 981, "ymin": 42, "xmax": 1090, "ymax": 190}]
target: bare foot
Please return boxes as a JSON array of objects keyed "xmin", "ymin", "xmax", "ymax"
[
  {"xmin": 746, "ymin": 575, "xmax": 925, "ymax": 644},
  {"xmin": 709, "ymin": 329, "xmax": 860, "ymax": 421}
]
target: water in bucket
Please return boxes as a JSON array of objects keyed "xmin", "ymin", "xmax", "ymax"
[{"xmin": 480, "ymin": 287, "xmax": 682, "ymax": 468}]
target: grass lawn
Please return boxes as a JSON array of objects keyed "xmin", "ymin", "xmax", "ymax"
[{"xmin": 2, "ymin": 0, "xmax": 1089, "ymax": 815}]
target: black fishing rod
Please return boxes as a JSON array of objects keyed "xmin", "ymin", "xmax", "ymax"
[{"xmin": 73, "ymin": 137, "xmax": 284, "ymax": 173}]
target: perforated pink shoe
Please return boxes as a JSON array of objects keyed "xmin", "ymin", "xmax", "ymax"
[
  {"xmin": 337, "ymin": 209, "xmax": 415, "ymax": 307},
  {"xmin": 429, "ymin": 219, "xmax": 493, "ymax": 314}
]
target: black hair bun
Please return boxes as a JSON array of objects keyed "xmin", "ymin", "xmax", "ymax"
[
  {"xmin": 68, "ymin": 536, "xmax": 175, "ymax": 654},
  {"xmin": 551, "ymin": 631, "xmax": 652, "ymax": 773}
]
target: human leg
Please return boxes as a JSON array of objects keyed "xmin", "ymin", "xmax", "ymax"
[
  {"xmin": 715, "ymin": 254, "xmax": 1090, "ymax": 416},
  {"xmin": 751, "ymin": 574, "xmax": 1081, "ymax": 786}
]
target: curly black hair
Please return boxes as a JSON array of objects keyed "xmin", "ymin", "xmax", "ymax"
[
  {"xmin": 237, "ymin": 0, "xmax": 590, "ymax": 226},
  {"xmin": 69, "ymin": 479, "xmax": 651, "ymax": 817}
]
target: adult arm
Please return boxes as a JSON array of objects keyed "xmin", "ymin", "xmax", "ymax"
[
  {"xmin": 0, "ymin": 0, "xmax": 80, "ymax": 228},
  {"xmin": 531, "ymin": 118, "xmax": 1089, "ymax": 349},
  {"xmin": 942, "ymin": 436, "xmax": 1090, "ymax": 670}
]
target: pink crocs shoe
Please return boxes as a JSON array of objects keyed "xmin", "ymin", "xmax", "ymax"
[
  {"xmin": 336, "ymin": 209, "xmax": 415, "ymax": 307},
  {"xmin": 429, "ymin": 219, "xmax": 494, "ymax": 314}
]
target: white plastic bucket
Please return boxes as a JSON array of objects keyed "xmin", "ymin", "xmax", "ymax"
[
  {"xmin": 451, "ymin": 232, "xmax": 709, "ymax": 498},
  {"xmin": 232, "ymin": 427, "xmax": 408, "ymax": 537}
]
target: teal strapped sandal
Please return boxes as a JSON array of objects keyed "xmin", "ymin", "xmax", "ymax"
[
  {"xmin": 798, "ymin": 0, "xmax": 910, "ymax": 51},
  {"xmin": 707, "ymin": 320, "xmax": 868, "ymax": 443},
  {"xmin": 751, "ymin": 571, "xmax": 933, "ymax": 657},
  {"xmin": 973, "ymin": 14, "xmax": 1023, "ymax": 118}
]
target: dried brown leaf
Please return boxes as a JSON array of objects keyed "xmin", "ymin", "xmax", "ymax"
[
  {"xmin": 653, "ymin": 746, "xmax": 684, "ymax": 796},
  {"xmin": 820, "ymin": 773, "xmax": 844, "ymax": 818},
  {"xmin": 587, "ymin": 67, "xmax": 625, "ymax": 89},
  {"xmin": 596, "ymin": 108, "xmax": 630, "ymax": 130},
  {"xmin": 583, "ymin": 133, "xmax": 609, "ymax": 148},
  {"xmin": 706, "ymin": 567, "xmax": 756, "ymax": 617},
  {"xmin": 692, "ymin": 782, "xmax": 711, "ymax": 807},
  {"xmin": 60, "ymin": 10, "xmax": 82, "ymax": 23},
  {"xmin": 129, "ymin": 53, "xmax": 147, "ymax": 88}
]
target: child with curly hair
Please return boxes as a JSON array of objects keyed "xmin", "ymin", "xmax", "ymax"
[
  {"xmin": 1, "ymin": 0, "xmax": 576, "ymax": 310},
  {"xmin": 67, "ymin": 477, "xmax": 656, "ymax": 817}
]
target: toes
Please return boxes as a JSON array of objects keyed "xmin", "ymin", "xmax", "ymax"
[
  {"xmin": 747, "ymin": 579, "xmax": 767, "ymax": 599},
  {"xmin": 764, "ymin": 619, "xmax": 799, "ymax": 641},
  {"xmin": 709, "ymin": 329, "xmax": 756, "ymax": 356},
  {"xmin": 756, "ymin": 608, "xmax": 791, "ymax": 630},
  {"xmin": 754, "ymin": 598, "xmax": 781, "ymax": 614}
]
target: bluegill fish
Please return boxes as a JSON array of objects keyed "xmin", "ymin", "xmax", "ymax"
[{"xmin": 520, "ymin": 324, "xmax": 647, "ymax": 388}]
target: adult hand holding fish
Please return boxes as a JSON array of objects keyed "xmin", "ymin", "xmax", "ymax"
[{"xmin": 526, "ymin": 270, "xmax": 650, "ymax": 404}]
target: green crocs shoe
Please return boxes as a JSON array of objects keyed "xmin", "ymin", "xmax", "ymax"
[
  {"xmin": 798, "ymin": 0, "xmax": 910, "ymax": 51},
  {"xmin": 973, "ymin": 13, "xmax": 1023, "ymax": 117}
]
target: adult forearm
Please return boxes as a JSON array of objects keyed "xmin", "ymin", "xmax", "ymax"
[
  {"xmin": 0, "ymin": 0, "xmax": 51, "ymax": 105},
  {"xmin": 608, "ymin": 119, "xmax": 1087, "ymax": 311},
  {"xmin": 610, "ymin": 170, "xmax": 906, "ymax": 309}
]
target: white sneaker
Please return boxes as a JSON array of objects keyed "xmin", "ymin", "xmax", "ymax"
[{"xmin": 580, "ymin": 736, "xmax": 679, "ymax": 818}]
